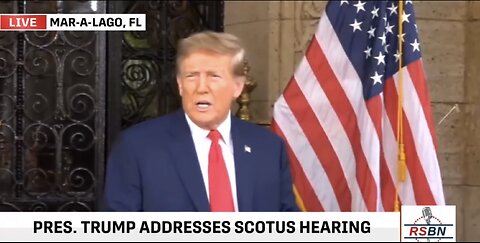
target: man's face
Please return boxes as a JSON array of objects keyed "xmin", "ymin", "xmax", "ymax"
[{"xmin": 177, "ymin": 50, "xmax": 245, "ymax": 130}]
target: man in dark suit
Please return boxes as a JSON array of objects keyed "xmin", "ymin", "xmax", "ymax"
[{"xmin": 103, "ymin": 31, "xmax": 299, "ymax": 212}]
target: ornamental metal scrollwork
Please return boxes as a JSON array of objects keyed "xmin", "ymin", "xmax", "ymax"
[
  {"xmin": 0, "ymin": 0, "xmax": 105, "ymax": 212},
  {"xmin": 62, "ymin": 123, "xmax": 95, "ymax": 152},
  {"xmin": 0, "ymin": 32, "xmax": 16, "ymax": 47},
  {"xmin": 23, "ymin": 168, "xmax": 53, "ymax": 196},
  {"xmin": 65, "ymin": 48, "xmax": 96, "ymax": 77},
  {"xmin": 57, "ymin": 201, "xmax": 91, "ymax": 212},
  {"xmin": 0, "ymin": 201, "xmax": 21, "ymax": 212},
  {"xmin": 25, "ymin": 93, "xmax": 54, "ymax": 122},
  {"xmin": 166, "ymin": 2, "xmax": 204, "ymax": 49},
  {"xmin": 0, "ymin": 95, "xmax": 15, "ymax": 122},
  {"xmin": 63, "ymin": 31, "xmax": 96, "ymax": 48},
  {"xmin": 0, "ymin": 48, "xmax": 16, "ymax": 78},
  {"xmin": 23, "ymin": 123, "xmax": 54, "ymax": 151},
  {"xmin": 0, "ymin": 0, "xmax": 222, "ymax": 212},
  {"xmin": 29, "ymin": 201, "xmax": 49, "ymax": 212},
  {"xmin": 65, "ymin": 83, "xmax": 95, "ymax": 122},
  {"xmin": 23, "ymin": 48, "xmax": 56, "ymax": 76},
  {"xmin": 25, "ymin": 31, "xmax": 57, "ymax": 48},
  {"xmin": 121, "ymin": 59, "xmax": 160, "ymax": 125},
  {"xmin": 62, "ymin": 167, "xmax": 95, "ymax": 196}
]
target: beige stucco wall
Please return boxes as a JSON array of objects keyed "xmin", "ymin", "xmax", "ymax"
[
  {"xmin": 464, "ymin": 2, "xmax": 480, "ymax": 240},
  {"xmin": 226, "ymin": 1, "xmax": 480, "ymax": 241}
]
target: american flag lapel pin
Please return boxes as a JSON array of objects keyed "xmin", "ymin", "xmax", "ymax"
[{"xmin": 244, "ymin": 145, "xmax": 251, "ymax": 153}]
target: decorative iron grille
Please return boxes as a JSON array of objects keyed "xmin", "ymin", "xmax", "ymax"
[
  {"xmin": 0, "ymin": 0, "xmax": 106, "ymax": 211},
  {"xmin": 0, "ymin": 0, "xmax": 224, "ymax": 211}
]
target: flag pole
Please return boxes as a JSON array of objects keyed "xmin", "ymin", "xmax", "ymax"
[
  {"xmin": 293, "ymin": 185, "xmax": 307, "ymax": 212},
  {"xmin": 394, "ymin": 0, "xmax": 406, "ymax": 213}
]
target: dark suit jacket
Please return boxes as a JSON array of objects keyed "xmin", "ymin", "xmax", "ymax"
[{"xmin": 102, "ymin": 109, "xmax": 299, "ymax": 211}]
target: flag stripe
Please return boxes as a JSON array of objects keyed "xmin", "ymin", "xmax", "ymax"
[
  {"xmin": 402, "ymin": 115, "xmax": 436, "ymax": 204},
  {"xmin": 394, "ymin": 66, "xmax": 444, "ymax": 205},
  {"xmin": 273, "ymin": 95, "xmax": 341, "ymax": 211},
  {"xmin": 407, "ymin": 61, "xmax": 439, "ymax": 150},
  {"xmin": 282, "ymin": 79, "xmax": 351, "ymax": 211},
  {"xmin": 271, "ymin": 120, "xmax": 325, "ymax": 212},
  {"xmin": 383, "ymin": 70, "xmax": 436, "ymax": 205},
  {"xmin": 274, "ymin": 94, "xmax": 340, "ymax": 211},
  {"xmin": 381, "ymin": 90, "xmax": 417, "ymax": 206},
  {"xmin": 294, "ymin": 57, "xmax": 368, "ymax": 211},
  {"xmin": 315, "ymin": 16, "xmax": 380, "ymax": 211},
  {"xmin": 365, "ymin": 95, "xmax": 397, "ymax": 211}
]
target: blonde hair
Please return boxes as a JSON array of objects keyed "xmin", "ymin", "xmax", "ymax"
[{"xmin": 176, "ymin": 31, "xmax": 245, "ymax": 78}]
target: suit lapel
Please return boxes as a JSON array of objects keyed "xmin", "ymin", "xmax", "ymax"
[
  {"xmin": 167, "ymin": 111, "xmax": 210, "ymax": 211},
  {"xmin": 231, "ymin": 117, "xmax": 255, "ymax": 211}
]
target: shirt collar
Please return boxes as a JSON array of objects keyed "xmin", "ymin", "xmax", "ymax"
[{"xmin": 185, "ymin": 111, "xmax": 232, "ymax": 145}]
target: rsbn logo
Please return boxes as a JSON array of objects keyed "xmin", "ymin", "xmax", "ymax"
[{"xmin": 403, "ymin": 207, "xmax": 454, "ymax": 242}]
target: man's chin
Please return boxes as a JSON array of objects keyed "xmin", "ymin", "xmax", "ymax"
[{"xmin": 190, "ymin": 117, "xmax": 218, "ymax": 130}]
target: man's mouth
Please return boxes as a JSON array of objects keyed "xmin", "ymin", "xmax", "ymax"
[{"xmin": 196, "ymin": 101, "xmax": 212, "ymax": 109}]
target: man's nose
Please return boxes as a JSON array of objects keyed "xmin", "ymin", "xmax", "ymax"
[{"xmin": 196, "ymin": 74, "xmax": 209, "ymax": 93}]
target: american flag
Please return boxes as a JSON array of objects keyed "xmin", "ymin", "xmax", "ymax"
[{"xmin": 271, "ymin": 0, "xmax": 445, "ymax": 211}]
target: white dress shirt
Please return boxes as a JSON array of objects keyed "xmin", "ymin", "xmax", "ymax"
[{"xmin": 185, "ymin": 112, "xmax": 238, "ymax": 211}]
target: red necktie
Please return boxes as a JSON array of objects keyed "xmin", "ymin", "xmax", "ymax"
[{"xmin": 208, "ymin": 130, "xmax": 234, "ymax": 212}]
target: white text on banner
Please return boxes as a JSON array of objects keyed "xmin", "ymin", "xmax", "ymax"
[{"xmin": 0, "ymin": 212, "xmax": 399, "ymax": 242}]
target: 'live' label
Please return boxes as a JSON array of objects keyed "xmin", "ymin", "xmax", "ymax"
[{"xmin": 0, "ymin": 15, "xmax": 47, "ymax": 30}]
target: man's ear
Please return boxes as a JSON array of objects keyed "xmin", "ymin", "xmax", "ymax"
[
  {"xmin": 233, "ymin": 77, "xmax": 245, "ymax": 99},
  {"xmin": 176, "ymin": 76, "xmax": 183, "ymax": 96}
]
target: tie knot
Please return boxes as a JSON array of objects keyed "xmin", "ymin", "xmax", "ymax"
[{"xmin": 208, "ymin": 130, "xmax": 222, "ymax": 143}]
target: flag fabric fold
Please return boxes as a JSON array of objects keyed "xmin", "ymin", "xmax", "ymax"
[{"xmin": 271, "ymin": 0, "xmax": 445, "ymax": 212}]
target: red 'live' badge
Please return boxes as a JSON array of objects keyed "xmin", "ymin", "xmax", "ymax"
[{"xmin": 0, "ymin": 15, "xmax": 47, "ymax": 30}]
